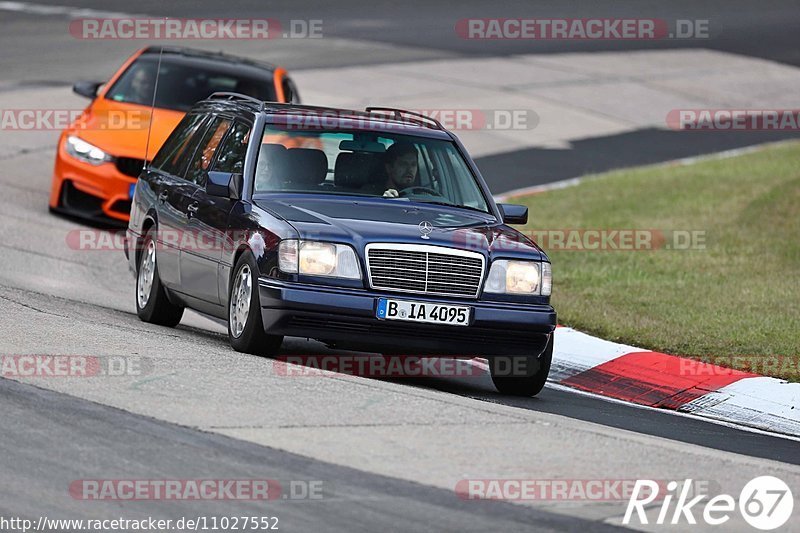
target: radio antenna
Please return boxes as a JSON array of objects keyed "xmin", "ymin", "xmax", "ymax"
[{"xmin": 142, "ymin": 45, "xmax": 164, "ymax": 171}]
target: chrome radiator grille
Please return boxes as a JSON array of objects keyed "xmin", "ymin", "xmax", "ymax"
[{"xmin": 366, "ymin": 244, "xmax": 485, "ymax": 298}]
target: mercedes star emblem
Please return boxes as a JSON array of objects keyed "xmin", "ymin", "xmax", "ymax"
[{"xmin": 418, "ymin": 221, "xmax": 433, "ymax": 239}]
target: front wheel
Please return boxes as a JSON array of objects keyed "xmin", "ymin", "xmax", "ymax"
[
  {"xmin": 228, "ymin": 251, "xmax": 283, "ymax": 356},
  {"xmin": 489, "ymin": 334, "xmax": 553, "ymax": 397}
]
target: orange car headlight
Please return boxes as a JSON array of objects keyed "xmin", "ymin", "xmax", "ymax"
[{"xmin": 65, "ymin": 135, "xmax": 113, "ymax": 165}]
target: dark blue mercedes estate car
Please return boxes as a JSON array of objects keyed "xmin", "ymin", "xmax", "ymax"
[{"xmin": 125, "ymin": 93, "xmax": 556, "ymax": 395}]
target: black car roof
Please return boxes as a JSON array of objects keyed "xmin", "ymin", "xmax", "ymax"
[{"xmin": 140, "ymin": 46, "xmax": 278, "ymax": 73}]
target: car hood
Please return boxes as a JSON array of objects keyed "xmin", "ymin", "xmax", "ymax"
[
  {"xmin": 68, "ymin": 98, "xmax": 184, "ymax": 160},
  {"xmin": 253, "ymin": 195, "xmax": 546, "ymax": 261}
]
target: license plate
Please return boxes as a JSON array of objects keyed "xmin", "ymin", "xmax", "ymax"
[
  {"xmin": 129, "ymin": 183, "xmax": 136, "ymax": 199},
  {"xmin": 376, "ymin": 298, "xmax": 470, "ymax": 326}
]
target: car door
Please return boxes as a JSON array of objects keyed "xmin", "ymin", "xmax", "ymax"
[
  {"xmin": 179, "ymin": 115, "xmax": 236, "ymax": 304},
  {"xmin": 147, "ymin": 112, "xmax": 209, "ymax": 288}
]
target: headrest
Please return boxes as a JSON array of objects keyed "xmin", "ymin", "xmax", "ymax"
[
  {"xmin": 255, "ymin": 144, "xmax": 288, "ymax": 190},
  {"xmin": 286, "ymin": 148, "xmax": 328, "ymax": 189},
  {"xmin": 334, "ymin": 152, "xmax": 378, "ymax": 189}
]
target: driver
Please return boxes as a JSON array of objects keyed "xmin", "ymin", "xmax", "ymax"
[
  {"xmin": 128, "ymin": 65, "xmax": 156, "ymax": 104},
  {"xmin": 379, "ymin": 141, "xmax": 418, "ymax": 198}
]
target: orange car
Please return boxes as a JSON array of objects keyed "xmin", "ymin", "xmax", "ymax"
[{"xmin": 49, "ymin": 46, "xmax": 299, "ymax": 224}]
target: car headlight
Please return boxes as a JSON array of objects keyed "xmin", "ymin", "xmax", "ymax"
[
  {"xmin": 278, "ymin": 240, "xmax": 361, "ymax": 279},
  {"xmin": 65, "ymin": 135, "xmax": 113, "ymax": 165},
  {"xmin": 484, "ymin": 260, "xmax": 552, "ymax": 296}
]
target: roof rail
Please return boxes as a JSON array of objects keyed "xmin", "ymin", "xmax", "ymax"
[
  {"xmin": 264, "ymin": 102, "xmax": 363, "ymax": 116},
  {"xmin": 365, "ymin": 107, "xmax": 443, "ymax": 130},
  {"xmin": 222, "ymin": 101, "xmax": 446, "ymax": 131},
  {"xmin": 208, "ymin": 92, "xmax": 265, "ymax": 109}
]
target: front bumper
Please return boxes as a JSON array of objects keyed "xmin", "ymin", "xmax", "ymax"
[
  {"xmin": 259, "ymin": 278, "xmax": 556, "ymax": 356},
  {"xmin": 50, "ymin": 143, "xmax": 137, "ymax": 224}
]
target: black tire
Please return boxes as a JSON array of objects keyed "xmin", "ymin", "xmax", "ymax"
[
  {"xmin": 489, "ymin": 334, "xmax": 553, "ymax": 397},
  {"xmin": 228, "ymin": 251, "xmax": 283, "ymax": 356},
  {"xmin": 136, "ymin": 227, "xmax": 184, "ymax": 327}
]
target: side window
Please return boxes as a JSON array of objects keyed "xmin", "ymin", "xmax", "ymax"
[
  {"xmin": 184, "ymin": 117, "xmax": 232, "ymax": 187},
  {"xmin": 150, "ymin": 113, "xmax": 206, "ymax": 176},
  {"xmin": 213, "ymin": 122, "xmax": 251, "ymax": 174}
]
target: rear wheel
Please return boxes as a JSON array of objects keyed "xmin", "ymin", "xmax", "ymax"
[
  {"xmin": 136, "ymin": 227, "xmax": 184, "ymax": 327},
  {"xmin": 228, "ymin": 251, "xmax": 283, "ymax": 356},
  {"xmin": 489, "ymin": 334, "xmax": 553, "ymax": 396}
]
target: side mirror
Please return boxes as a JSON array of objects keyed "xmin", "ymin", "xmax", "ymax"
[
  {"xmin": 207, "ymin": 171, "xmax": 242, "ymax": 199},
  {"xmin": 498, "ymin": 203, "xmax": 528, "ymax": 225},
  {"xmin": 72, "ymin": 81, "xmax": 102, "ymax": 99}
]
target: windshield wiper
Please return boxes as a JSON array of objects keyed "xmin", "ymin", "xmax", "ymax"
[{"xmin": 413, "ymin": 200, "xmax": 493, "ymax": 216}]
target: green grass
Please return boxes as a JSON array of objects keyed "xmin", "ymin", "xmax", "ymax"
[{"xmin": 511, "ymin": 141, "xmax": 800, "ymax": 380}]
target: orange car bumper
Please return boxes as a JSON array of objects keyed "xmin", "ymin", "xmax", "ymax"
[{"xmin": 49, "ymin": 138, "xmax": 139, "ymax": 224}]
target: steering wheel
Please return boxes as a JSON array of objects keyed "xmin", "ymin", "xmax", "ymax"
[{"xmin": 397, "ymin": 186, "xmax": 443, "ymax": 197}]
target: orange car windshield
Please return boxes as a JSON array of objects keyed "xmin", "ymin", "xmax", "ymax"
[{"xmin": 105, "ymin": 55, "xmax": 276, "ymax": 112}]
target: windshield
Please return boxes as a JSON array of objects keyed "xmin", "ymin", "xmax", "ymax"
[
  {"xmin": 105, "ymin": 55, "xmax": 276, "ymax": 112},
  {"xmin": 254, "ymin": 125, "xmax": 491, "ymax": 214}
]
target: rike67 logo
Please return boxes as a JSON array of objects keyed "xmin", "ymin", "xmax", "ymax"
[{"xmin": 624, "ymin": 476, "xmax": 794, "ymax": 530}]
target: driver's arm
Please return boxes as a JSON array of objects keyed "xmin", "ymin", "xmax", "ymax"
[{"xmin": 383, "ymin": 188, "xmax": 399, "ymax": 198}]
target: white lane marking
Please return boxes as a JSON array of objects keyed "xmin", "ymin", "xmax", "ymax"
[{"xmin": 0, "ymin": 1, "xmax": 144, "ymax": 19}]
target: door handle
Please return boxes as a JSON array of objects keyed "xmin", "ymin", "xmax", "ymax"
[
  {"xmin": 186, "ymin": 203, "xmax": 199, "ymax": 214},
  {"xmin": 158, "ymin": 192, "xmax": 168, "ymax": 203}
]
